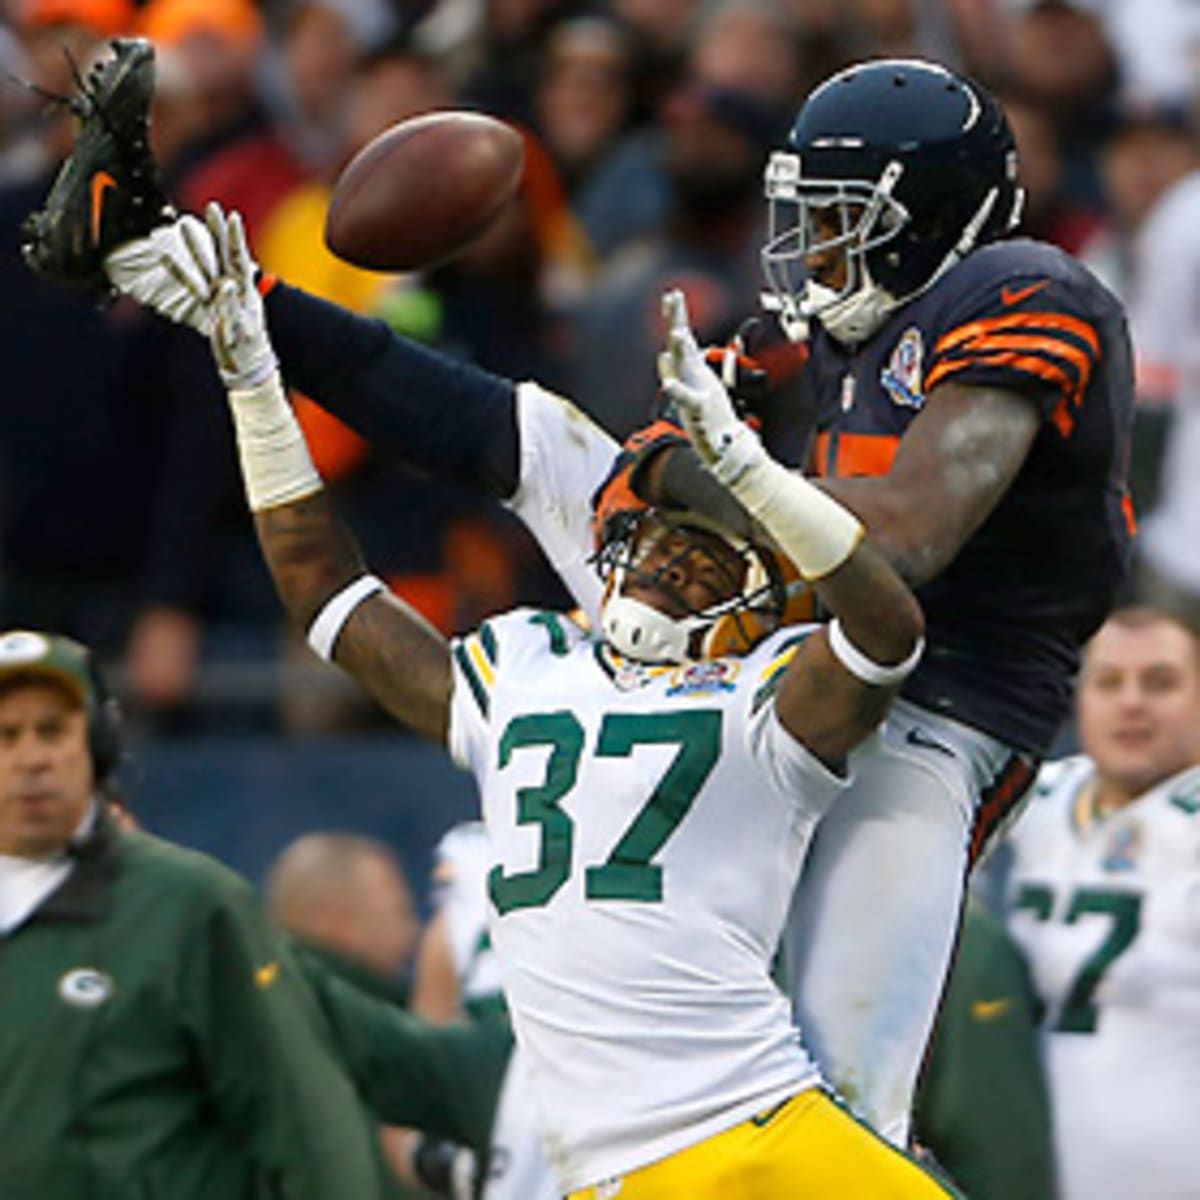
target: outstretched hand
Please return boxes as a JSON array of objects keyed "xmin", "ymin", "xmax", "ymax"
[
  {"xmin": 657, "ymin": 289, "xmax": 762, "ymax": 485},
  {"xmin": 107, "ymin": 203, "xmax": 275, "ymax": 389},
  {"xmin": 105, "ymin": 215, "xmax": 218, "ymax": 336},
  {"xmin": 200, "ymin": 204, "xmax": 276, "ymax": 389}
]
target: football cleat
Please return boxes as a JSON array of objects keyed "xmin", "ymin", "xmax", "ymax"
[{"xmin": 22, "ymin": 38, "xmax": 174, "ymax": 291}]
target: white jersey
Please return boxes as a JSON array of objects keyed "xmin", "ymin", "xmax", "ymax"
[
  {"xmin": 431, "ymin": 822, "xmax": 559, "ymax": 1200},
  {"xmin": 1006, "ymin": 757, "xmax": 1200, "ymax": 1200},
  {"xmin": 448, "ymin": 611, "xmax": 835, "ymax": 1192},
  {"xmin": 504, "ymin": 381, "xmax": 613, "ymax": 623},
  {"xmin": 431, "ymin": 822, "xmax": 505, "ymax": 1005}
]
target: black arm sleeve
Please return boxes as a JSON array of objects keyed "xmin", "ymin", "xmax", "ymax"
[{"xmin": 264, "ymin": 282, "xmax": 521, "ymax": 498}]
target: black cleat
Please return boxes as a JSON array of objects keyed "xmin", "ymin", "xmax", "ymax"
[{"xmin": 22, "ymin": 38, "xmax": 174, "ymax": 291}]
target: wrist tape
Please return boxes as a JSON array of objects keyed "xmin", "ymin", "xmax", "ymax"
[
  {"xmin": 724, "ymin": 443, "xmax": 864, "ymax": 580},
  {"xmin": 227, "ymin": 373, "xmax": 323, "ymax": 512}
]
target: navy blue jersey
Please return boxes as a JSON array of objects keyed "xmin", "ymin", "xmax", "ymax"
[{"xmin": 807, "ymin": 239, "xmax": 1136, "ymax": 754}]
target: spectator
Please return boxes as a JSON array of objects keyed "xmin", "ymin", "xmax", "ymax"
[
  {"xmin": 534, "ymin": 15, "xmax": 636, "ymax": 200},
  {"xmin": 0, "ymin": 12, "xmax": 244, "ymax": 713},
  {"xmin": 1005, "ymin": 605, "xmax": 1200, "ymax": 1200},
  {"xmin": 1000, "ymin": 90, "xmax": 1104, "ymax": 255},
  {"xmin": 408, "ymin": 820, "xmax": 559, "ymax": 1200},
  {"xmin": 266, "ymin": 830, "xmax": 424, "ymax": 1199},
  {"xmin": 141, "ymin": 0, "xmax": 309, "ymax": 240},
  {"xmin": 1078, "ymin": 99, "xmax": 1199, "ymax": 303},
  {"xmin": 259, "ymin": 0, "xmax": 400, "ymax": 174},
  {"xmin": 266, "ymin": 829, "xmax": 420, "ymax": 999},
  {"xmin": 998, "ymin": 0, "xmax": 1118, "ymax": 210},
  {"xmin": 1126, "ymin": 156, "xmax": 1200, "ymax": 549},
  {"xmin": 568, "ymin": 77, "xmax": 791, "ymax": 436},
  {"xmin": 0, "ymin": 628, "xmax": 382, "ymax": 1199}
]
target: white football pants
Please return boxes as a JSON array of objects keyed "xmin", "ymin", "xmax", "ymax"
[{"xmin": 784, "ymin": 697, "xmax": 1036, "ymax": 1146}]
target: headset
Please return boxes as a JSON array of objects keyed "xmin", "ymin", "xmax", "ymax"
[{"xmin": 82, "ymin": 649, "xmax": 123, "ymax": 786}]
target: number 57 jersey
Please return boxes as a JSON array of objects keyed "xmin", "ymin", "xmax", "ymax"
[
  {"xmin": 448, "ymin": 610, "xmax": 841, "ymax": 1193},
  {"xmin": 1006, "ymin": 758, "xmax": 1200, "ymax": 1200}
]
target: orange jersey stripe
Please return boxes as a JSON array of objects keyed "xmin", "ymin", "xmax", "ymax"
[
  {"xmin": 814, "ymin": 431, "xmax": 901, "ymax": 478},
  {"xmin": 927, "ymin": 350, "xmax": 1075, "ymax": 394},
  {"xmin": 1121, "ymin": 489, "xmax": 1137, "ymax": 537},
  {"xmin": 939, "ymin": 331, "xmax": 1095, "ymax": 384},
  {"xmin": 934, "ymin": 311, "xmax": 1101, "ymax": 358},
  {"xmin": 926, "ymin": 348, "xmax": 1084, "ymax": 413}
]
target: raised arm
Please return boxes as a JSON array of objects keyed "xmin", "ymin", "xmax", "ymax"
[
  {"xmin": 170, "ymin": 205, "xmax": 453, "ymax": 743},
  {"xmin": 660, "ymin": 292, "xmax": 924, "ymax": 767},
  {"xmin": 635, "ymin": 379, "xmax": 1038, "ymax": 592},
  {"xmin": 815, "ymin": 381, "xmax": 1039, "ymax": 586},
  {"xmin": 108, "ymin": 222, "xmax": 524, "ymax": 498}
]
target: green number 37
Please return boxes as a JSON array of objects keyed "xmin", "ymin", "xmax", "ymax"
[
  {"xmin": 1014, "ymin": 883, "xmax": 1142, "ymax": 1034},
  {"xmin": 488, "ymin": 710, "xmax": 721, "ymax": 915}
]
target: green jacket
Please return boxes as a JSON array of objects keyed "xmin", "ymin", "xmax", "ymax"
[
  {"xmin": 916, "ymin": 901, "xmax": 1056, "ymax": 1200},
  {"xmin": 0, "ymin": 814, "xmax": 382, "ymax": 1200},
  {"xmin": 301, "ymin": 956, "xmax": 513, "ymax": 1160},
  {"xmin": 290, "ymin": 941, "xmax": 431, "ymax": 1200}
]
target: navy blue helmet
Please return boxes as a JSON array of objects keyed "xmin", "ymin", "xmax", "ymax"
[{"xmin": 761, "ymin": 59, "xmax": 1023, "ymax": 345}]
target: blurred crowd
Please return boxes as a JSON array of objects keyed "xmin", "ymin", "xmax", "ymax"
[{"xmin": 0, "ymin": 0, "xmax": 1196, "ymax": 731}]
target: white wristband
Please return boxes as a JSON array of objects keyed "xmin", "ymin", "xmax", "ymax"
[
  {"xmin": 307, "ymin": 575, "xmax": 386, "ymax": 661},
  {"xmin": 828, "ymin": 618, "xmax": 924, "ymax": 686},
  {"xmin": 227, "ymin": 373, "xmax": 324, "ymax": 512}
]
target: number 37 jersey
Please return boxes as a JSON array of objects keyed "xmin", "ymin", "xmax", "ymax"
[{"xmin": 447, "ymin": 611, "xmax": 838, "ymax": 1192}]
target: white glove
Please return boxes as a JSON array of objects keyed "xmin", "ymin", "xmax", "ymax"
[
  {"xmin": 657, "ymin": 289, "xmax": 765, "ymax": 486},
  {"xmin": 104, "ymin": 215, "xmax": 217, "ymax": 336},
  {"xmin": 203, "ymin": 203, "xmax": 277, "ymax": 389},
  {"xmin": 658, "ymin": 289, "xmax": 863, "ymax": 579}
]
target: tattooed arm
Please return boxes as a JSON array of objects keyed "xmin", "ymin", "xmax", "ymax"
[
  {"xmin": 254, "ymin": 493, "xmax": 451, "ymax": 744},
  {"xmin": 178, "ymin": 203, "xmax": 453, "ymax": 744}
]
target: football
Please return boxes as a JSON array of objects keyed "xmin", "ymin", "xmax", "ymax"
[{"xmin": 325, "ymin": 111, "xmax": 526, "ymax": 272}]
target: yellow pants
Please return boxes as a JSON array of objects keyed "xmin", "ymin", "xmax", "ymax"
[{"xmin": 568, "ymin": 1089, "xmax": 959, "ymax": 1200}]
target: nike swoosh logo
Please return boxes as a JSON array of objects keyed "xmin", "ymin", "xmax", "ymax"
[
  {"xmin": 905, "ymin": 727, "xmax": 956, "ymax": 758},
  {"xmin": 90, "ymin": 170, "xmax": 117, "ymax": 247},
  {"xmin": 254, "ymin": 961, "xmax": 280, "ymax": 989},
  {"xmin": 971, "ymin": 997, "xmax": 1013, "ymax": 1021},
  {"xmin": 1001, "ymin": 280, "xmax": 1050, "ymax": 307}
]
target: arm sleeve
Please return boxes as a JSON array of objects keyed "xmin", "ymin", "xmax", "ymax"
[
  {"xmin": 744, "ymin": 631, "xmax": 848, "ymax": 821},
  {"xmin": 264, "ymin": 281, "xmax": 521, "ymax": 497},
  {"xmin": 176, "ymin": 874, "xmax": 383, "ymax": 1200},
  {"xmin": 299, "ymin": 952, "xmax": 512, "ymax": 1154}
]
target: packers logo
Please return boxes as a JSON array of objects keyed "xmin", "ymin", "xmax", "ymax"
[
  {"xmin": 59, "ymin": 967, "xmax": 114, "ymax": 1008},
  {"xmin": 881, "ymin": 327, "xmax": 925, "ymax": 409}
]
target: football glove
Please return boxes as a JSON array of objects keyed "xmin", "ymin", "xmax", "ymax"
[
  {"xmin": 658, "ymin": 289, "xmax": 766, "ymax": 486},
  {"xmin": 105, "ymin": 214, "xmax": 218, "ymax": 335}
]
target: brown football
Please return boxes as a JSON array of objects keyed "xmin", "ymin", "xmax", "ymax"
[{"xmin": 325, "ymin": 111, "xmax": 526, "ymax": 272}]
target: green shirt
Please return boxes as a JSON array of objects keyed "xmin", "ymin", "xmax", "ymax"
[
  {"xmin": 301, "ymin": 955, "xmax": 513, "ymax": 1159},
  {"xmin": 0, "ymin": 815, "xmax": 382, "ymax": 1200}
]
